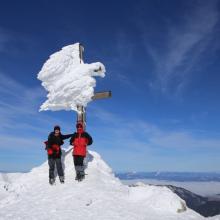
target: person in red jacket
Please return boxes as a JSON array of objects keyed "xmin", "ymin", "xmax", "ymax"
[
  {"xmin": 70, "ymin": 122, "xmax": 93, "ymax": 181},
  {"xmin": 46, "ymin": 125, "xmax": 73, "ymax": 185}
]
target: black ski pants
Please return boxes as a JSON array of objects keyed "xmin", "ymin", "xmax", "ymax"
[
  {"xmin": 48, "ymin": 158, "xmax": 64, "ymax": 179},
  {"xmin": 73, "ymin": 155, "xmax": 85, "ymax": 166},
  {"xmin": 73, "ymin": 155, "xmax": 85, "ymax": 174}
]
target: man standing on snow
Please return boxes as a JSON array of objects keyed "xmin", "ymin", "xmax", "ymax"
[
  {"xmin": 46, "ymin": 125, "xmax": 72, "ymax": 185},
  {"xmin": 70, "ymin": 122, "xmax": 93, "ymax": 181}
]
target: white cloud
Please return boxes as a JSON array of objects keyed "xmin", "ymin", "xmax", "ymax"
[
  {"xmin": 90, "ymin": 106, "xmax": 220, "ymax": 151},
  {"xmin": 107, "ymin": 31, "xmax": 139, "ymax": 92},
  {"xmin": 0, "ymin": 135, "xmax": 41, "ymax": 151},
  {"xmin": 0, "ymin": 73, "xmax": 44, "ymax": 117},
  {"xmin": 0, "ymin": 73, "xmax": 72, "ymax": 140},
  {"xmin": 88, "ymin": 106, "xmax": 220, "ymax": 171},
  {"xmin": 149, "ymin": 131, "xmax": 220, "ymax": 150},
  {"xmin": 143, "ymin": 1, "xmax": 219, "ymax": 94}
]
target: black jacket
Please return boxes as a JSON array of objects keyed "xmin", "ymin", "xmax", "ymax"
[
  {"xmin": 69, "ymin": 132, "xmax": 93, "ymax": 146},
  {"xmin": 47, "ymin": 132, "xmax": 72, "ymax": 158}
]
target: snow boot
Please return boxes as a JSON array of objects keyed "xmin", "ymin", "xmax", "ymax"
[
  {"xmin": 49, "ymin": 178, "xmax": 55, "ymax": 185},
  {"xmin": 75, "ymin": 165, "xmax": 85, "ymax": 181},
  {"xmin": 75, "ymin": 172, "xmax": 81, "ymax": 181},
  {"xmin": 79, "ymin": 171, "xmax": 85, "ymax": 181},
  {"xmin": 75, "ymin": 171, "xmax": 85, "ymax": 181},
  {"xmin": 59, "ymin": 176, "xmax": 64, "ymax": 184}
]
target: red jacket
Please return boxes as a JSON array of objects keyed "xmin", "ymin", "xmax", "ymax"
[{"xmin": 70, "ymin": 132, "xmax": 93, "ymax": 157}]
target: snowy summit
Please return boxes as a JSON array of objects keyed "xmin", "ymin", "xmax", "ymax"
[
  {"xmin": 37, "ymin": 43, "xmax": 105, "ymax": 111},
  {"xmin": 0, "ymin": 149, "xmax": 213, "ymax": 220}
]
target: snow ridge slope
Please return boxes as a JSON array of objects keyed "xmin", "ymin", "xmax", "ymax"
[{"xmin": 0, "ymin": 149, "xmax": 204, "ymax": 220}]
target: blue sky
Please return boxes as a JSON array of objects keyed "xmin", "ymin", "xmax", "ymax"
[{"xmin": 0, "ymin": 0, "xmax": 220, "ymax": 172}]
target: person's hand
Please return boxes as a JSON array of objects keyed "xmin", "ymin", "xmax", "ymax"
[{"xmin": 47, "ymin": 148, "xmax": 53, "ymax": 155}]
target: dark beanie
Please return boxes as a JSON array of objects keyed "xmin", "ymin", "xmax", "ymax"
[{"xmin": 54, "ymin": 125, "xmax": 61, "ymax": 131}]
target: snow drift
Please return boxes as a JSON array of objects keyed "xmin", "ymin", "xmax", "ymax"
[
  {"xmin": 37, "ymin": 43, "xmax": 105, "ymax": 111},
  {"xmin": 0, "ymin": 148, "xmax": 206, "ymax": 220}
]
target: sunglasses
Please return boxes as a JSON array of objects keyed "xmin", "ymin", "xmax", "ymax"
[{"xmin": 77, "ymin": 125, "xmax": 83, "ymax": 128}]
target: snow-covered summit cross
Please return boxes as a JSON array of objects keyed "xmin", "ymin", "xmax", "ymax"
[{"xmin": 37, "ymin": 42, "xmax": 111, "ymax": 129}]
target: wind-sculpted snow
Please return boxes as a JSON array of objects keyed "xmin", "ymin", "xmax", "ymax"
[
  {"xmin": 37, "ymin": 43, "xmax": 105, "ymax": 111},
  {"xmin": 0, "ymin": 149, "xmax": 205, "ymax": 220}
]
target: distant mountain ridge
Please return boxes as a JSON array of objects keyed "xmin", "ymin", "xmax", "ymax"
[
  {"xmin": 165, "ymin": 185, "xmax": 220, "ymax": 217},
  {"xmin": 116, "ymin": 172, "xmax": 220, "ymax": 182}
]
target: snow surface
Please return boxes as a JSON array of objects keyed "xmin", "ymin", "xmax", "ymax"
[
  {"xmin": 0, "ymin": 148, "xmax": 206, "ymax": 220},
  {"xmin": 37, "ymin": 43, "xmax": 105, "ymax": 111},
  {"xmin": 208, "ymin": 216, "xmax": 220, "ymax": 220},
  {"xmin": 0, "ymin": 173, "xmax": 23, "ymax": 201}
]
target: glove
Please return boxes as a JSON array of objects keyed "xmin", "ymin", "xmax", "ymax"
[{"xmin": 47, "ymin": 148, "xmax": 53, "ymax": 155}]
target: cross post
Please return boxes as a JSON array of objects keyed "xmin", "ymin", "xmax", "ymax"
[{"xmin": 76, "ymin": 44, "xmax": 111, "ymax": 130}]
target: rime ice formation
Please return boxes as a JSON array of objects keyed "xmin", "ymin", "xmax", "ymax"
[{"xmin": 37, "ymin": 43, "xmax": 105, "ymax": 111}]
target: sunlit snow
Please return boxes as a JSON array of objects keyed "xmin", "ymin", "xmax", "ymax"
[
  {"xmin": 37, "ymin": 43, "xmax": 105, "ymax": 111},
  {"xmin": 0, "ymin": 149, "xmax": 206, "ymax": 220}
]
